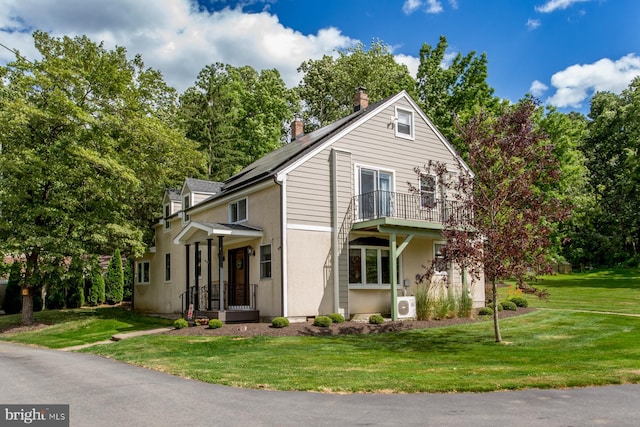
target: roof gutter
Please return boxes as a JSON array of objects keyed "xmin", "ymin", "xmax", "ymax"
[{"xmin": 274, "ymin": 173, "xmax": 288, "ymax": 318}]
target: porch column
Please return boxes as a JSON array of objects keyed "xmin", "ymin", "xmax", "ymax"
[
  {"xmin": 194, "ymin": 241, "xmax": 200, "ymax": 311},
  {"xmin": 390, "ymin": 233, "xmax": 398, "ymax": 321},
  {"xmin": 185, "ymin": 244, "xmax": 190, "ymax": 316},
  {"xmin": 207, "ymin": 238, "xmax": 213, "ymax": 310},
  {"xmin": 218, "ymin": 235, "xmax": 225, "ymax": 312}
]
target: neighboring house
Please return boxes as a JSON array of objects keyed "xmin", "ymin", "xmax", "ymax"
[{"xmin": 134, "ymin": 89, "xmax": 485, "ymax": 321}]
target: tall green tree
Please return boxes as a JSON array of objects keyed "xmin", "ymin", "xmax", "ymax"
[
  {"xmin": 297, "ymin": 39, "xmax": 415, "ymax": 129},
  {"xmin": 104, "ymin": 249, "xmax": 124, "ymax": 305},
  {"xmin": 2, "ymin": 261, "xmax": 23, "ymax": 315},
  {"xmin": 415, "ymin": 35, "xmax": 500, "ymax": 156},
  {"xmin": 580, "ymin": 77, "xmax": 640, "ymax": 264},
  {"xmin": 179, "ymin": 63, "xmax": 295, "ymax": 181},
  {"xmin": 0, "ymin": 31, "xmax": 202, "ymax": 324},
  {"xmin": 85, "ymin": 255, "xmax": 105, "ymax": 307}
]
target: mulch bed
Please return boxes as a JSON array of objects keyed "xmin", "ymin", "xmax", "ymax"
[{"xmin": 165, "ymin": 308, "xmax": 535, "ymax": 338}]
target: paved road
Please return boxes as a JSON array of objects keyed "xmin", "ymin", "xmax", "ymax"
[{"xmin": 1, "ymin": 341, "xmax": 639, "ymax": 426}]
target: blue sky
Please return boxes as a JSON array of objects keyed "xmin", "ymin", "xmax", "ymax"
[{"xmin": 1, "ymin": 0, "xmax": 639, "ymax": 114}]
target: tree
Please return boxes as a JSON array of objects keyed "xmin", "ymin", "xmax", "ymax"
[
  {"xmin": 419, "ymin": 100, "xmax": 569, "ymax": 342},
  {"xmin": 64, "ymin": 256, "xmax": 85, "ymax": 309},
  {"xmin": 415, "ymin": 35, "xmax": 501, "ymax": 156},
  {"xmin": 104, "ymin": 249, "xmax": 124, "ymax": 305},
  {"xmin": 0, "ymin": 32, "xmax": 204, "ymax": 324},
  {"xmin": 85, "ymin": 255, "xmax": 105, "ymax": 307},
  {"xmin": 579, "ymin": 77, "xmax": 640, "ymax": 264},
  {"xmin": 297, "ymin": 39, "xmax": 416, "ymax": 129},
  {"xmin": 179, "ymin": 63, "xmax": 295, "ymax": 181},
  {"xmin": 2, "ymin": 261, "xmax": 23, "ymax": 315}
]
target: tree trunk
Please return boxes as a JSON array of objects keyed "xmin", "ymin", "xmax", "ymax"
[
  {"xmin": 21, "ymin": 289, "xmax": 34, "ymax": 326},
  {"xmin": 491, "ymin": 279, "xmax": 502, "ymax": 342}
]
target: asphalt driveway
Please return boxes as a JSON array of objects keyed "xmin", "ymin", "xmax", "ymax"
[{"xmin": 1, "ymin": 341, "xmax": 639, "ymax": 426}]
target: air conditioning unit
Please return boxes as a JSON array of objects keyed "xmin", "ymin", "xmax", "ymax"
[{"xmin": 397, "ymin": 296, "xmax": 416, "ymax": 319}]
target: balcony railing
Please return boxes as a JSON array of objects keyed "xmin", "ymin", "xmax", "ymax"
[{"xmin": 352, "ymin": 190, "xmax": 470, "ymax": 225}]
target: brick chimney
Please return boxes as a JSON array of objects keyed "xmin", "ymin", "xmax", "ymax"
[
  {"xmin": 353, "ymin": 86, "xmax": 369, "ymax": 112},
  {"xmin": 291, "ymin": 115, "xmax": 304, "ymax": 141}
]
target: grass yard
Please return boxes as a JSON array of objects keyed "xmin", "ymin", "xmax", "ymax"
[
  {"xmin": 2, "ymin": 268, "xmax": 639, "ymax": 393},
  {"xmin": 0, "ymin": 307, "xmax": 173, "ymax": 349}
]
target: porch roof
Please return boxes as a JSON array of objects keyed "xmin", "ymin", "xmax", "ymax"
[{"xmin": 173, "ymin": 221, "xmax": 263, "ymax": 245}]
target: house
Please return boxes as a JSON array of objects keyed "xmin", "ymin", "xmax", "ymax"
[{"xmin": 134, "ymin": 89, "xmax": 485, "ymax": 322}]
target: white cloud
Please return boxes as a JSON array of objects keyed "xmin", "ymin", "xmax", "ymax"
[
  {"xmin": 426, "ymin": 0, "xmax": 444, "ymax": 14},
  {"xmin": 530, "ymin": 80, "xmax": 548, "ymax": 97},
  {"xmin": 546, "ymin": 54, "xmax": 640, "ymax": 108},
  {"xmin": 402, "ymin": 0, "xmax": 422, "ymax": 15},
  {"xmin": 395, "ymin": 54, "xmax": 420, "ymax": 79},
  {"xmin": 535, "ymin": 0, "xmax": 590, "ymax": 13},
  {"xmin": 0, "ymin": 0, "xmax": 356, "ymax": 92},
  {"xmin": 526, "ymin": 18, "xmax": 541, "ymax": 30}
]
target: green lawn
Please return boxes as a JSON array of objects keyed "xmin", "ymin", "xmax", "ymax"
[
  {"xmin": 0, "ymin": 307, "xmax": 173, "ymax": 349},
  {"xmin": 3, "ymin": 269, "xmax": 640, "ymax": 393}
]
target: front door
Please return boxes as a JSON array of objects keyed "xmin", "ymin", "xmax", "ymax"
[{"xmin": 228, "ymin": 247, "xmax": 250, "ymax": 308}]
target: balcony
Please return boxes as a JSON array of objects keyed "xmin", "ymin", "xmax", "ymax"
[{"xmin": 352, "ymin": 190, "xmax": 470, "ymax": 228}]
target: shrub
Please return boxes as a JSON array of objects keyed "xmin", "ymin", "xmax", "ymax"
[
  {"xmin": 104, "ymin": 249, "xmax": 124, "ymax": 305},
  {"xmin": 500, "ymin": 301, "xmax": 518, "ymax": 311},
  {"xmin": 509, "ymin": 296, "xmax": 529, "ymax": 308},
  {"xmin": 414, "ymin": 283, "xmax": 434, "ymax": 320},
  {"xmin": 369, "ymin": 314, "xmax": 385, "ymax": 325},
  {"xmin": 457, "ymin": 285, "xmax": 474, "ymax": 318},
  {"xmin": 313, "ymin": 316, "xmax": 332, "ymax": 327},
  {"xmin": 328, "ymin": 313, "xmax": 345, "ymax": 323},
  {"xmin": 3, "ymin": 262, "xmax": 23, "ymax": 314},
  {"xmin": 174, "ymin": 318, "xmax": 188, "ymax": 329},
  {"xmin": 208, "ymin": 319, "xmax": 223, "ymax": 329},
  {"xmin": 478, "ymin": 306, "xmax": 494, "ymax": 316},
  {"xmin": 271, "ymin": 317, "xmax": 290, "ymax": 328}
]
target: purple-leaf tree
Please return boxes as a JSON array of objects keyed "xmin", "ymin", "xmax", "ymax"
[{"xmin": 413, "ymin": 99, "xmax": 569, "ymax": 342}]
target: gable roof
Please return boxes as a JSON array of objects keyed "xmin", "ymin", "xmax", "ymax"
[
  {"xmin": 189, "ymin": 90, "xmax": 471, "ymax": 210},
  {"xmin": 164, "ymin": 188, "xmax": 181, "ymax": 202},
  {"xmin": 183, "ymin": 178, "xmax": 224, "ymax": 195}
]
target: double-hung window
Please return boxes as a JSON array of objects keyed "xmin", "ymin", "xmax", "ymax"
[
  {"xmin": 229, "ymin": 198, "xmax": 248, "ymax": 223},
  {"xmin": 164, "ymin": 253, "xmax": 171, "ymax": 282},
  {"xmin": 183, "ymin": 195, "xmax": 190, "ymax": 222},
  {"xmin": 136, "ymin": 261, "xmax": 150, "ymax": 285},
  {"xmin": 260, "ymin": 244, "xmax": 272, "ymax": 279},
  {"xmin": 395, "ymin": 107, "xmax": 414, "ymax": 139},
  {"xmin": 164, "ymin": 204, "xmax": 171, "ymax": 230},
  {"xmin": 434, "ymin": 242, "xmax": 449, "ymax": 275},
  {"xmin": 420, "ymin": 173, "xmax": 437, "ymax": 208}
]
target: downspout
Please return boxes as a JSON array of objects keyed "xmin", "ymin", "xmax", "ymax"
[
  {"xmin": 330, "ymin": 149, "xmax": 340, "ymax": 313},
  {"xmin": 275, "ymin": 174, "xmax": 288, "ymax": 317}
]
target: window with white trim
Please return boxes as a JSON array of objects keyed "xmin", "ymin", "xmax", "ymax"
[
  {"xmin": 434, "ymin": 242, "xmax": 448, "ymax": 274},
  {"xmin": 395, "ymin": 107, "xmax": 414, "ymax": 139},
  {"xmin": 420, "ymin": 173, "xmax": 437, "ymax": 208},
  {"xmin": 164, "ymin": 204, "xmax": 171, "ymax": 230},
  {"xmin": 164, "ymin": 253, "xmax": 171, "ymax": 282},
  {"xmin": 183, "ymin": 195, "xmax": 190, "ymax": 222},
  {"xmin": 229, "ymin": 198, "xmax": 248, "ymax": 223},
  {"xmin": 136, "ymin": 261, "xmax": 150, "ymax": 285},
  {"xmin": 348, "ymin": 241, "xmax": 401, "ymax": 288},
  {"xmin": 260, "ymin": 244, "xmax": 272, "ymax": 279}
]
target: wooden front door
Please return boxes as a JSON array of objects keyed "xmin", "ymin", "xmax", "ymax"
[{"xmin": 228, "ymin": 247, "xmax": 250, "ymax": 307}]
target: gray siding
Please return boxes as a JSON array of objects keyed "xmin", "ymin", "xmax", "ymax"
[{"xmin": 286, "ymin": 98, "xmax": 463, "ymax": 227}]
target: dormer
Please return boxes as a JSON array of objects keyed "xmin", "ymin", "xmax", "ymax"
[{"xmin": 180, "ymin": 178, "xmax": 224, "ymax": 223}]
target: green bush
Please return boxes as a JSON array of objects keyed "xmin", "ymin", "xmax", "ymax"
[
  {"xmin": 174, "ymin": 318, "xmax": 188, "ymax": 329},
  {"xmin": 313, "ymin": 316, "xmax": 332, "ymax": 327},
  {"xmin": 271, "ymin": 317, "xmax": 290, "ymax": 328},
  {"xmin": 208, "ymin": 319, "xmax": 223, "ymax": 329},
  {"xmin": 3, "ymin": 262, "xmax": 23, "ymax": 314},
  {"xmin": 500, "ymin": 301, "xmax": 518, "ymax": 311},
  {"xmin": 509, "ymin": 296, "xmax": 529, "ymax": 308},
  {"xmin": 369, "ymin": 314, "xmax": 385, "ymax": 325},
  {"xmin": 104, "ymin": 249, "xmax": 124, "ymax": 305},
  {"xmin": 478, "ymin": 306, "xmax": 494, "ymax": 316},
  {"xmin": 328, "ymin": 313, "xmax": 345, "ymax": 323}
]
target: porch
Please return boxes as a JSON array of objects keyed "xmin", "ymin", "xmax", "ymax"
[{"xmin": 180, "ymin": 282, "xmax": 260, "ymax": 323}]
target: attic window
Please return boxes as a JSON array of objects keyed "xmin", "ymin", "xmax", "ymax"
[
  {"xmin": 395, "ymin": 108, "xmax": 414, "ymax": 139},
  {"xmin": 183, "ymin": 195, "xmax": 190, "ymax": 222},
  {"xmin": 164, "ymin": 204, "xmax": 171, "ymax": 230}
]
